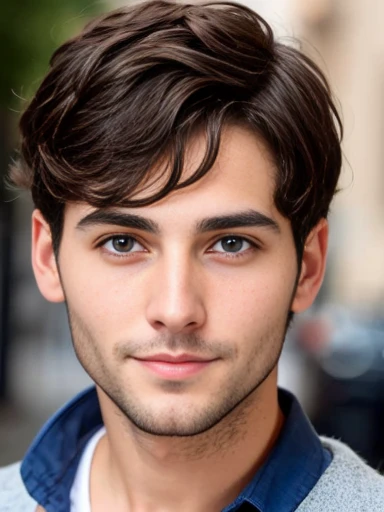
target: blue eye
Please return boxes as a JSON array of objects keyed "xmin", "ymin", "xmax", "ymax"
[
  {"xmin": 211, "ymin": 236, "xmax": 252, "ymax": 253},
  {"xmin": 102, "ymin": 236, "xmax": 144, "ymax": 254}
]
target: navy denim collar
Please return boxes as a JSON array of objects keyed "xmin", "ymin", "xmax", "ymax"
[
  {"xmin": 21, "ymin": 387, "xmax": 330, "ymax": 512},
  {"xmin": 21, "ymin": 387, "xmax": 102, "ymax": 511},
  {"xmin": 223, "ymin": 390, "xmax": 331, "ymax": 511}
]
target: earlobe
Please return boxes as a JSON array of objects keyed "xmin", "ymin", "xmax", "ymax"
[
  {"xmin": 291, "ymin": 218, "xmax": 328, "ymax": 313},
  {"xmin": 32, "ymin": 209, "xmax": 65, "ymax": 303}
]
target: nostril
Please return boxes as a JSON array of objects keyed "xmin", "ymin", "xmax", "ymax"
[{"xmin": 152, "ymin": 320, "xmax": 166, "ymax": 330}]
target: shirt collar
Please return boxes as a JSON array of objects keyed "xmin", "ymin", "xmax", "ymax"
[
  {"xmin": 224, "ymin": 390, "xmax": 331, "ymax": 512},
  {"xmin": 21, "ymin": 387, "xmax": 329, "ymax": 512},
  {"xmin": 21, "ymin": 387, "xmax": 102, "ymax": 511}
]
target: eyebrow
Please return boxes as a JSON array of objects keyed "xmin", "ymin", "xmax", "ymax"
[
  {"xmin": 76, "ymin": 210, "xmax": 160, "ymax": 234},
  {"xmin": 196, "ymin": 210, "xmax": 280, "ymax": 234},
  {"xmin": 76, "ymin": 208, "xmax": 280, "ymax": 234}
]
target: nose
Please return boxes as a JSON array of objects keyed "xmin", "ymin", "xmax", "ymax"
[{"xmin": 145, "ymin": 252, "xmax": 207, "ymax": 334}]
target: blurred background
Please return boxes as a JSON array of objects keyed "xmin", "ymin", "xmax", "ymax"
[{"xmin": 1, "ymin": 0, "xmax": 384, "ymax": 469}]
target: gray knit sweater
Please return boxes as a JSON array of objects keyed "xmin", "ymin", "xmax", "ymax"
[{"xmin": 1, "ymin": 438, "xmax": 384, "ymax": 511}]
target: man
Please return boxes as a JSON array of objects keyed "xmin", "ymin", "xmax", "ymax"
[{"xmin": 1, "ymin": 1, "xmax": 383, "ymax": 511}]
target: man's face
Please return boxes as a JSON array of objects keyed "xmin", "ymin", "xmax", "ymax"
[{"xmin": 40, "ymin": 127, "xmax": 303, "ymax": 436}]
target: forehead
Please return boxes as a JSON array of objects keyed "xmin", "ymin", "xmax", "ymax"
[{"xmin": 65, "ymin": 126, "xmax": 280, "ymax": 228}]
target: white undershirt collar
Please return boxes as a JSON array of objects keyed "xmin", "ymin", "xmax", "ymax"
[{"xmin": 70, "ymin": 426, "xmax": 106, "ymax": 512}]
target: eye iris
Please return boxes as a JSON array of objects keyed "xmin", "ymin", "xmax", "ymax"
[
  {"xmin": 221, "ymin": 237, "xmax": 243, "ymax": 252},
  {"xmin": 112, "ymin": 237, "xmax": 133, "ymax": 252}
]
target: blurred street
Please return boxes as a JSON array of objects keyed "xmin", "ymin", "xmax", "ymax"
[{"xmin": 0, "ymin": 302, "xmax": 91, "ymax": 465}]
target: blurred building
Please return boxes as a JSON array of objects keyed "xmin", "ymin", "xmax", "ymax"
[{"xmin": 290, "ymin": 0, "xmax": 384, "ymax": 307}]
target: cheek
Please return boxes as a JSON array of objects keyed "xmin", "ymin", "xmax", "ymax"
[
  {"xmin": 210, "ymin": 265, "xmax": 296, "ymax": 320},
  {"xmin": 205, "ymin": 263, "xmax": 297, "ymax": 352},
  {"xmin": 61, "ymin": 262, "xmax": 145, "ymax": 339}
]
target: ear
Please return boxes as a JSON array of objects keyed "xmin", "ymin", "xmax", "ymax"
[
  {"xmin": 31, "ymin": 209, "xmax": 65, "ymax": 303},
  {"xmin": 291, "ymin": 218, "xmax": 328, "ymax": 313}
]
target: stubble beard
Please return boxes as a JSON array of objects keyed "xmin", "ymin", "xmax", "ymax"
[{"xmin": 66, "ymin": 303, "xmax": 290, "ymax": 441}]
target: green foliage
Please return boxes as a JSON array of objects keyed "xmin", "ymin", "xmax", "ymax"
[{"xmin": 0, "ymin": 0, "xmax": 105, "ymax": 110}]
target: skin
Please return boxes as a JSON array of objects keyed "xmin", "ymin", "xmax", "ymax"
[{"xmin": 32, "ymin": 126, "xmax": 328, "ymax": 512}]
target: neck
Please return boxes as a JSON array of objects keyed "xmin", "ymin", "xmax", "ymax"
[{"xmin": 91, "ymin": 375, "xmax": 283, "ymax": 512}]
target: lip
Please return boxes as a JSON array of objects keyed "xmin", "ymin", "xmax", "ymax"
[
  {"xmin": 134, "ymin": 353, "xmax": 216, "ymax": 379},
  {"xmin": 136, "ymin": 353, "xmax": 214, "ymax": 363}
]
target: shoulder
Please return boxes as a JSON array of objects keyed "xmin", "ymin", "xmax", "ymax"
[
  {"xmin": 0, "ymin": 462, "xmax": 37, "ymax": 512},
  {"xmin": 297, "ymin": 437, "xmax": 384, "ymax": 511}
]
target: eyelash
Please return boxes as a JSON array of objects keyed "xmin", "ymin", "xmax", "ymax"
[
  {"xmin": 96, "ymin": 234, "xmax": 260, "ymax": 260},
  {"xmin": 208, "ymin": 236, "xmax": 259, "ymax": 258},
  {"xmin": 96, "ymin": 234, "xmax": 146, "ymax": 259}
]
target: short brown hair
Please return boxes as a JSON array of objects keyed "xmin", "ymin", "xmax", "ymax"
[{"xmin": 10, "ymin": 0, "xmax": 342, "ymax": 256}]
